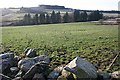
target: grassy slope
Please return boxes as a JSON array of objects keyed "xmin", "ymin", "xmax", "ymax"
[{"xmin": 2, "ymin": 22, "xmax": 119, "ymax": 72}]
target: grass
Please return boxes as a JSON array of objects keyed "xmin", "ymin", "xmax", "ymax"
[{"xmin": 1, "ymin": 22, "xmax": 119, "ymax": 72}]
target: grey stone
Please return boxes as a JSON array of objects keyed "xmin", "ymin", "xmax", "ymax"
[
  {"xmin": 97, "ymin": 72, "xmax": 111, "ymax": 80},
  {"xmin": 15, "ymin": 70, "xmax": 23, "ymax": 78},
  {"xmin": 10, "ymin": 67, "xmax": 19, "ymax": 73},
  {"xmin": 12, "ymin": 77, "xmax": 22, "ymax": 80},
  {"xmin": 14, "ymin": 56, "xmax": 21, "ymax": 62},
  {"xmin": 48, "ymin": 65, "xmax": 64, "ymax": 79},
  {"xmin": 22, "ymin": 63, "xmax": 38, "ymax": 79},
  {"xmin": 23, "ymin": 62, "xmax": 49, "ymax": 79},
  {"xmin": 33, "ymin": 73, "xmax": 45, "ymax": 80},
  {"xmin": 34, "ymin": 55, "xmax": 50, "ymax": 63},
  {"xmin": 0, "ymin": 73, "xmax": 12, "ymax": 80},
  {"xmin": 18, "ymin": 55, "xmax": 50, "ymax": 72},
  {"xmin": 111, "ymin": 71, "xmax": 120, "ymax": 79},
  {"xmin": 63, "ymin": 57, "xmax": 97, "ymax": 78},
  {"xmin": 57, "ymin": 73, "xmax": 75, "ymax": 80},
  {"xmin": 25, "ymin": 49, "xmax": 37, "ymax": 58},
  {"xmin": 0, "ymin": 53, "xmax": 14, "ymax": 73},
  {"xmin": 18, "ymin": 59, "xmax": 36, "ymax": 72}
]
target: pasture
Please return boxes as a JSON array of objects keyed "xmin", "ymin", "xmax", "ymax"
[{"xmin": 1, "ymin": 22, "xmax": 119, "ymax": 72}]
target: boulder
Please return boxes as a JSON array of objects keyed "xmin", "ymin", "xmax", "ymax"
[
  {"xmin": 97, "ymin": 72, "xmax": 111, "ymax": 80},
  {"xmin": 34, "ymin": 55, "xmax": 50, "ymax": 63},
  {"xmin": 33, "ymin": 73, "xmax": 45, "ymax": 80},
  {"xmin": 15, "ymin": 70, "xmax": 23, "ymax": 78},
  {"xmin": 0, "ymin": 73, "xmax": 12, "ymax": 80},
  {"xmin": 25, "ymin": 49, "xmax": 37, "ymax": 58},
  {"xmin": 14, "ymin": 56, "xmax": 21, "ymax": 62},
  {"xmin": 10, "ymin": 67, "xmax": 19, "ymax": 73},
  {"xmin": 111, "ymin": 71, "xmax": 120, "ymax": 79},
  {"xmin": 12, "ymin": 77, "xmax": 22, "ymax": 80},
  {"xmin": 18, "ymin": 55, "xmax": 50, "ymax": 72},
  {"xmin": 23, "ymin": 62, "xmax": 49, "ymax": 79},
  {"xmin": 18, "ymin": 59, "xmax": 36, "ymax": 72},
  {"xmin": 63, "ymin": 57, "xmax": 97, "ymax": 79},
  {"xmin": 57, "ymin": 73, "xmax": 75, "ymax": 80},
  {"xmin": 48, "ymin": 65, "xmax": 64, "ymax": 79},
  {"xmin": 22, "ymin": 63, "xmax": 38, "ymax": 79},
  {"xmin": 0, "ymin": 53, "xmax": 14, "ymax": 73}
]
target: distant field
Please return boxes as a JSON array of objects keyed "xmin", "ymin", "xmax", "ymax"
[
  {"xmin": 1, "ymin": 9, "xmax": 118, "ymax": 26},
  {"xmin": 1, "ymin": 22, "xmax": 119, "ymax": 72}
]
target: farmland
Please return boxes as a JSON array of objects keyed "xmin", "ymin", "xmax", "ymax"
[{"xmin": 1, "ymin": 22, "xmax": 119, "ymax": 72}]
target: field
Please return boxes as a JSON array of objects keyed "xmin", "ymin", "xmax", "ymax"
[{"xmin": 1, "ymin": 22, "xmax": 119, "ymax": 72}]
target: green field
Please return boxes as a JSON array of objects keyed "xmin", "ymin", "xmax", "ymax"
[{"xmin": 1, "ymin": 22, "xmax": 119, "ymax": 72}]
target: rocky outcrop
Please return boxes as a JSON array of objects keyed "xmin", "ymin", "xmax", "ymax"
[
  {"xmin": 63, "ymin": 56, "xmax": 97, "ymax": 79},
  {"xmin": 18, "ymin": 55, "xmax": 50, "ymax": 72},
  {"xmin": 0, "ymin": 53, "xmax": 15, "ymax": 74},
  {"xmin": 0, "ymin": 48, "xmax": 118, "ymax": 80}
]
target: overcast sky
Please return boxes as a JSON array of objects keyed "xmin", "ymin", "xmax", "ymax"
[{"xmin": 0, "ymin": 0, "xmax": 119, "ymax": 10}]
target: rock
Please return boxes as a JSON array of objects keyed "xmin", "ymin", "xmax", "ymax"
[
  {"xmin": 24, "ymin": 48, "xmax": 30, "ymax": 53},
  {"xmin": 18, "ymin": 59, "xmax": 36, "ymax": 72},
  {"xmin": 0, "ymin": 53, "xmax": 14, "ymax": 59},
  {"xmin": 33, "ymin": 73, "xmax": 45, "ymax": 80},
  {"xmin": 23, "ymin": 62, "xmax": 49, "ymax": 79},
  {"xmin": 18, "ymin": 55, "xmax": 50, "ymax": 72},
  {"xmin": 34, "ymin": 55, "xmax": 50, "ymax": 63},
  {"xmin": 15, "ymin": 70, "xmax": 23, "ymax": 78},
  {"xmin": 22, "ymin": 63, "xmax": 38, "ymax": 79},
  {"xmin": 63, "ymin": 57, "xmax": 97, "ymax": 79},
  {"xmin": 13, "ymin": 56, "xmax": 22, "ymax": 67},
  {"xmin": 57, "ymin": 75, "xmax": 67, "ymax": 80},
  {"xmin": 48, "ymin": 65, "xmax": 64, "ymax": 79},
  {"xmin": 10, "ymin": 67, "xmax": 19, "ymax": 73},
  {"xmin": 0, "ymin": 73, "xmax": 12, "ymax": 80},
  {"xmin": 12, "ymin": 77, "xmax": 22, "ymax": 80},
  {"xmin": 0, "ymin": 53, "xmax": 14, "ymax": 74},
  {"xmin": 14, "ymin": 56, "xmax": 21, "ymax": 62},
  {"xmin": 97, "ymin": 72, "xmax": 111, "ymax": 80},
  {"xmin": 61, "ymin": 69, "xmax": 75, "ymax": 80},
  {"xmin": 111, "ymin": 71, "xmax": 120, "ymax": 79},
  {"xmin": 25, "ymin": 48, "xmax": 37, "ymax": 58},
  {"xmin": 57, "ymin": 73, "xmax": 75, "ymax": 80}
]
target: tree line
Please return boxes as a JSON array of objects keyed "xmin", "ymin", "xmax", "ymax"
[{"xmin": 19, "ymin": 10, "xmax": 103, "ymax": 25}]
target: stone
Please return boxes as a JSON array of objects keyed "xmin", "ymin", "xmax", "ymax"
[
  {"xmin": 18, "ymin": 58, "xmax": 36, "ymax": 72},
  {"xmin": 15, "ymin": 70, "xmax": 23, "ymax": 78},
  {"xmin": 24, "ymin": 48, "xmax": 30, "ymax": 54},
  {"xmin": 34, "ymin": 55, "xmax": 50, "ymax": 63},
  {"xmin": 0, "ymin": 73, "xmax": 12, "ymax": 80},
  {"xmin": 57, "ymin": 73, "xmax": 75, "ymax": 80},
  {"xmin": 10, "ymin": 67, "xmax": 19, "ymax": 73},
  {"xmin": 14, "ymin": 56, "xmax": 21, "ymax": 62},
  {"xmin": 23, "ymin": 62, "xmax": 49, "ymax": 79},
  {"xmin": 48, "ymin": 65, "xmax": 64, "ymax": 79},
  {"xmin": 63, "ymin": 57, "xmax": 97, "ymax": 79},
  {"xmin": 12, "ymin": 77, "xmax": 22, "ymax": 80},
  {"xmin": 0, "ymin": 53, "xmax": 14, "ymax": 74},
  {"xmin": 111, "ymin": 71, "xmax": 120, "ymax": 79},
  {"xmin": 18, "ymin": 55, "xmax": 50, "ymax": 72},
  {"xmin": 33, "ymin": 73, "xmax": 45, "ymax": 80},
  {"xmin": 22, "ymin": 63, "xmax": 38, "ymax": 79},
  {"xmin": 25, "ymin": 49, "xmax": 37, "ymax": 58},
  {"xmin": 57, "ymin": 75, "xmax": 67, "ymax": 80},
  {"xmin": 97, "ymin": 72, "xmax": 111, "ymax": 80}
]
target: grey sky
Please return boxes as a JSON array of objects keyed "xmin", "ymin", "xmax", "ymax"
[{"xmin": 0, "ymin": 0, "xmax": 119, "ymax": 10}]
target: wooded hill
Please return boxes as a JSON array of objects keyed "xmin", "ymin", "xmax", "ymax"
[{"xmin": 1, "ymin": 5, "xmax": 120, "ymax": 26}]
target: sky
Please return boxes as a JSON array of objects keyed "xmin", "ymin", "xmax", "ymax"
[{"xmin": 0, "ymin": 0, "xmax": 119, "ymax": 10}]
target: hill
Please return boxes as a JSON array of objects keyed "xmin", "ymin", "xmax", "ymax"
[{"xmin": 1, "ymin": 5, "xmax": 120, "ymax": 26}]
